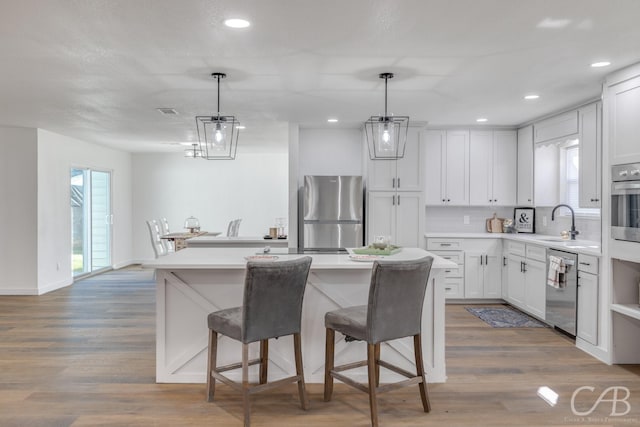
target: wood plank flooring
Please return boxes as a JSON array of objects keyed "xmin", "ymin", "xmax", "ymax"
[{"xmin": 1, "ymin": 267, "xmax": 639, "ymax": 426}]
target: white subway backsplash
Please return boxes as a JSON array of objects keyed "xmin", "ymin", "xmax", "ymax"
[{"xmin": 425, "ymin": 206, "xmax": 602, "ymax": 242}]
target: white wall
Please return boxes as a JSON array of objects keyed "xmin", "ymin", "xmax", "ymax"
[
  {"xmin": 37, "ymin": 129, "xmax": 133, "ymax": 293},
  {"xmin": 298, "ymin": 128, "xmax": 364, "ymax": 181},
  {"xmin": 0, "ymin": 127, "xmax": 38, "ymax": 294},
  {"xmin": 132, "ymin": 151, "xmax": 289, "ymax": 261}
]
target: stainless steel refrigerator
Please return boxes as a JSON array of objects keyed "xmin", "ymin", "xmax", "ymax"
[{"xmin": 300, "ymin": 175, "xmax": 363, "ymax": 251}]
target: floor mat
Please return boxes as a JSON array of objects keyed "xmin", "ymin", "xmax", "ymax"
[{"xmin": 465, "ymin": 306, "xmax": 548, "ymax": 328}]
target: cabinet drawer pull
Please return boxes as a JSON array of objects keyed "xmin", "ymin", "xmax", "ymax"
[
  {"xmin": 579, "ymin": 262, "xmax": 591, "ymax": 266},
  {"xmin": 445, "ymin": 287, "xmax": 452, "ymax": 291},
  {"xmin": 443, "ymin": 256, "xmax": 452, "ymax": 259},
  {"xmin": 445, "ymin": 270, "xmax": 452, "ymax": 273},
  {"xmin": 440, "ymin": 243, "xmax": 452, "ymax": 247}
]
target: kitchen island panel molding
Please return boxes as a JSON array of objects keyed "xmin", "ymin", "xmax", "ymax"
[{"xmin": 147, "ymin": 248, "xmax": 452, "ymax": 384}]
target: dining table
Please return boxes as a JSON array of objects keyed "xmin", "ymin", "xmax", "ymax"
[{"xmin": 160, "ymin": 231, "xmax": 221, "ymax": 251}]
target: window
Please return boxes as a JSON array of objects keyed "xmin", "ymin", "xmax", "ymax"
[{"xmin": 559, "ymin": 141, "xmax": 599, "ymax": 217}]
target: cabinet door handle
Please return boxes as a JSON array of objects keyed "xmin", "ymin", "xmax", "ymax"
[
  {"xmin": 522, "ymin": 262, "xmax": 527, "ymax": 273},
  {"xmin": 442, "ymin": 199, "xmax": 446, "ymax": 202},
  {"xmin": 527, "ymin": 198, "xmax": 532, "ymax": 202},
  {"xmin": 397, "ymin": 178, "xmax": 401, "ymax": 188},
  {"xmin": 397, "ymin": 194, "xmax": 400, "ymax": 205},
  {"xmin": 480, "ymin": 256, "xmax": 484, "ymax": 266},
  {"xmin": 447, "ymin": 199, "xmax": 451, "ymax": 202},
  {"xmin": 392, "ymin": 195, "xmax": 396, "ymax": 205},
  {"xmin": 485, "ymin": 255, "xmax": 489, "ymax": 264},
  {"xmin": 392, "ymin": 177, "xmax": 396, "ymax": 188},
  {"xmin": 503, "ymin": 256, "xmax": 507, "ymax": 267}
]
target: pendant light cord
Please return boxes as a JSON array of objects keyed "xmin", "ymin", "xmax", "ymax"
[
  {"xmin": 216, "ymin": 74, "xmax": 221, "ymax": 116},
  {"xmin": 384, "ymin": 74, "xmax": 388, "ymax": 117}
]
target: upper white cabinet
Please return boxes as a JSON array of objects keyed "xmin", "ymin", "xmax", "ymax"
[
  {"xmin": 367, "ymin": 128, "xmax": 422, "ymax": 192},
  {"xmin": 424, "ymin": 129, "xmax": 469, "ymax": 205},
  {"xmin": 533, "ymin": 110, "xmax": 578, "ymax": 144},
  {"xmin": 607, "ymin": 72, "xmax": 640, "ymax": 165},
  {"xmin": 469, "ymin": 130, "xmax": 517, "ymax": 206},
  {"xmin": 578, "ymin": 102, "xmax": 602, "ymax": 208},
  {"xmin": 517, "ymin": 125, "xmax": 534, "ymax": 206}
]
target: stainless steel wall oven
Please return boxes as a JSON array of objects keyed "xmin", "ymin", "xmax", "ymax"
[{"xmin": 611, "ymin": 163, "xmax": 640, "ymax": 242}]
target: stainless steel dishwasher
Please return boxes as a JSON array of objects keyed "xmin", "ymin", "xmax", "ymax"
[{"xmin": 545, "ymin": 248, "xmax": 578, "ymax": 337}]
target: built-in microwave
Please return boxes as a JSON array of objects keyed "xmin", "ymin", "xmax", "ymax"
[{"xmin": 611, "ymin": 163, "xmax": 640, "ymax": 242}]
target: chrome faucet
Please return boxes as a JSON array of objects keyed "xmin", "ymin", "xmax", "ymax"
[{"xmin": 551, "ymin": 204, "xmax": 579, "ymax": 240}]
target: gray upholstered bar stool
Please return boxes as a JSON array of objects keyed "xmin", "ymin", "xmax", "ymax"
[
  {"xmin": 206, "ymin": 256, "xmax": 313, "ymax": 427},
  {"xmin": 323, "ymin": 256, "xmax": 434, "ymax": 427}
]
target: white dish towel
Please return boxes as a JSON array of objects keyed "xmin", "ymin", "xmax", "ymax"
[{"xmin": 547, "ymin": 255, "xmax": 566, "ymax": 289}]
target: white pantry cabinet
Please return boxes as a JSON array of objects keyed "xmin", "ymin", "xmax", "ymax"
[
  {"xmin": 424, "ymin": 129, "xmax": 469, "ymax": 205},
  {"xmin": 368, "ymin": 128, "xmax": 422, "ymax": 192},
  {"xmin": 517, "ymin": 125, "xmax": 534, "ymax": 206},
  {"xmin": 607, "ymin": 72, "xmax": 640, "ymax": 165},
  {"xmin": 578, "ymin": 102, "xmax": 602, "ymax": 208},
  {"xmin": 469, "ymin": 130, "xmax": 517, "ymax": 206},
  {"xmin": 367, "ymin": 192, "xmax": 422, "ymax": 248}
]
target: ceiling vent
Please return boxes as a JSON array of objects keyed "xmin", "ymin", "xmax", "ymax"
[{"xmin": 157, "ymin": 108, "xmax": 179, "ymax": 115}]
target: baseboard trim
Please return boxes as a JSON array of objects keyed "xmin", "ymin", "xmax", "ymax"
[{"xmin": 38, "ymin": 278, "xmax": 73, "ymax": 295}]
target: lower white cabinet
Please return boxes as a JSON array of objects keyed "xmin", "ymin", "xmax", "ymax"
[
  {"xmin": 368, "ymin": 192, "xmax": 422, "ymax": 248},
  {"xmin": 577, "ymin": 254, "xmax": 599, "ymax": 345},
  {"xmin": 505, "ymin": 242, "xmax": 546, "ymax": 320},
  {"xmin": 464, "ymin": 240, "xmax": 502, "ymax": 298}
]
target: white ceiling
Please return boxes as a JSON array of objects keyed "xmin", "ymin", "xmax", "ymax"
[{"xmin": 2, "ymin": 0, "xmax": 640, "ymax": 153}]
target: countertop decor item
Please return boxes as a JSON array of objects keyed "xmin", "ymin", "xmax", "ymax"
[
  {"xmin": 486, "ymin": 213, "xmax": 504, "ymax": 233},
  {"xmin": 195, "ymin": 72, "xmax": 240, "ymax": 160},
  {"xmin": 513, "ymin": 207, "xmax": 535, "ymax": 233},
  {"xmin": 352, "ymin": 245, "xmax": 401, "ymax": 256},
  {"xmin": 184, "ymin": 216, "xmax": 200, "ymax": 233},
  {"xmin": 364, "ymin": 72, "xmax": 409, "ymax": 160}
]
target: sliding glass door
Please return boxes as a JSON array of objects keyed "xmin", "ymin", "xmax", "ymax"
[{"xmin": 71, "ymin": 168, "xmax": 112, "ymax": 276}]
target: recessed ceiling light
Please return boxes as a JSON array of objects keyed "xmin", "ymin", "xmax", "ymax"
[
  {"xmin": 224, "ymin": 18, "xmax": 250, "ymax": 28},
  {"xmin": 524, "ymin": 94, "xmax": 540, "ymax": 100},
  {"xmin": 327, "ymin": 118, "xmax": 338, "ymax": 123},
  {"xmin": 591, "ymin": 61, "xmax": 611, "ymax": 68},
  {"xmin": 236, "ymin": 125, "xmax": 246, "ymax": 130},
  {"xmin": 157, "ymin": 107, "xmax": 178, "ymax": 115},
  {"xmin": 476, "ymin": 118, "xmax": 488, "ymax": 123}
]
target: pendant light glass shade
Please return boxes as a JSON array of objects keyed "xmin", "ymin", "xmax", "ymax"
[
  {"xmin": 365, "ymin": 73, "xmax": 409, "ymax": 160},
  {"xmin": 195, "ymin": 72, "xmax": 240, "ymax": 160}
]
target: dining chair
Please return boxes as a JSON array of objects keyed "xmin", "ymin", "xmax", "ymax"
[
  {"xmin": 159, "ymin": 217, "xmax": 174, "ymax": 253},
  {"xmin": 323, "ymin": 256, "xmax": 434, "ymax": 427},
  {"xmin": 146, "ymin": 219, "xmax": 167, "ymax": 258},
  {"xmin": 227, "ymin": 218, "xmax": 242, "ymax": 237},
  {"xmin": 206, "ymin": 256, "xmax": 313, "ymax": 427}
]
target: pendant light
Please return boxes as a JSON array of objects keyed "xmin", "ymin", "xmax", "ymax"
[
  {"xmin": 195, "ymin": 72, "xmax": 240, "ymax": 160},
  {"xmin": 364, "ymin": 72, "xmax": 409, "ymax": 160}
]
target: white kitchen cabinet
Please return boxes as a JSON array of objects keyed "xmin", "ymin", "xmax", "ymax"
[
  {"xmin": 367, "ymin": 191, "xmax": 422, "ymax": 248},
  {"xmin": 577, "ymin": 254, "xmax": 599, "ymax": 346},
  {"xmin": 607, "ymin": 72, "xmax": 640, "ymax": 165},
  {"xmin": 517, "ymin": 125, "xmax": 534, "ymax": 206},
  {"xmin": 424, "ymin": 129, "xmax": 469, "ymax": 205},
  {"xmin": 533, "ymin": 110, "xmax": 578, "ymax": 144},
  {"xmin": 505, "ymin": 242, "xmax": 545, "ymax": 319},
  {"xmin": 464, "ymin": 247, "xmax": 501, "ymax": 298},
  {"xmin": 469, "ymin": 130, "xmax": 517, "ymax": 206},
  {"xmin": 431, "ymin": 249, "xmax": 465, "ymax": 299},
  {"xmin": 578, "ymin": 102, "xmax": 602, "ymax": 208},
  {"xmin": 368, "ymin": 127, "xmax": 422, "ymax": 191}
]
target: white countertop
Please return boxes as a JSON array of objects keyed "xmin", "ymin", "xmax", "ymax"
[
  {"xmin": 425, "ymin": 232, "xmax": 602, "ymax": 256},
  {"xmin": 186, "ymin": 235, "xmax": 288, "ymax": 245},
  {"xmin": 143, "ymin": 247, "xmax": 457, "ymax": 270}
]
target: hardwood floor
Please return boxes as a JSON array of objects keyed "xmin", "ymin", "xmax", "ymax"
[{"xmin": 1, "ymin": 267, "xmax": 639, "ymax": 426}]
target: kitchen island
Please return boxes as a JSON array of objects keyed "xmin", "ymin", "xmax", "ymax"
[{"xmin": 143, "ymin": 247, "xmax": 455, "ymax": 384}]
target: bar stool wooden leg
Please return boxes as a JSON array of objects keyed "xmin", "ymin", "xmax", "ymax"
[
  {"xmin": 413, "ymin": 334, "xmax": 431, "ymax": 413},
  {"xmin": 242, "ymin": 343, "xmax": 251, "ymax": 427},
  {"xmin": 206, "ymin": 330, "xmax": 217, "ymax": 402},
  {"xmin": 374, "ymin": 343, "xmax": 381, "ymax": 387},
  {"xmin": 259, "ymin": 339, "xmax": 268, "ymax": 385},
  {"xmin": 293, "ymin": 333, "xmax": 309, "ymax": 410},
  {"xmin": 367, "ymin": 343, "xmax": 379, "ymax": 427},
  {"xmin": 324, "ymin": 328, "xmax": 335, "ymax": 402}
]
